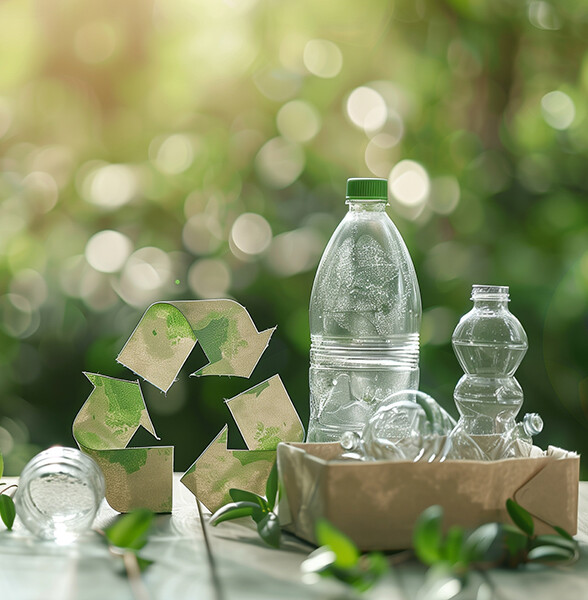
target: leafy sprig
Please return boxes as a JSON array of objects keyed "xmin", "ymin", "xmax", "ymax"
[
  {"xmin": 209, "ymin": 461, "xmax": 281, "ymax": 548},
  {"xmin": 412, "ymin": 499, "xmax": 579, "ymax": 579},
  {"xmin": 301, "ymin": 519, "xmax": 388, "ymax": 593},
  {"xmin": 303, "ymin": 498, "xmax": 579, "ymax": 595},
  {"xmin": 0, "ymin": 452, "xmax": 16, "ymax": 531}
]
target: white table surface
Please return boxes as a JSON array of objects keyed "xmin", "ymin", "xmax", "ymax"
[{"xmin": 1, "ymin": 475, "xmax": 587, "ymax": 600}]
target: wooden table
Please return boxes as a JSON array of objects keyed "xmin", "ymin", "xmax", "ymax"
[{"xmin": 1, "ymin": 476, "xmax": 587, "ymax": 600}]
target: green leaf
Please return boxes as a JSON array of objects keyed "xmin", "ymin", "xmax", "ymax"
[
  {"xmin": 532, "ymin": 534, "xmax": 578, "ymax": 553},
  {"xmin": 209, "ymin": 501, "xmax": 259, "ymax": 526},
  {"xmin": 301, "ymin": 546, "xmax": 336, "ymax": 575},
  {"xmin": 463, "ymin": 523, "xmax": 500, "ymax": 562},
  {"xmin": 265, "ymin": 461, "xmax": 278, "ymax": 511},
  {"xmin": 105, "ymin": 509, "xmax": 154, "ymax": 551},
  {"xmin": 256, "ymin": 512, "xmax": 281, "ymax": 548},
  {"xmin": 252, "ymin": 504, "xmax": 271, "ymax": 524},
  {"xmin": 442, "ymin": 526, "xmax": 465, "ymax": 565},
  {"xmin": 316, "ymin": 519, "xmax": 359, "ymax": 569},
  {"xmin": 553, "ymin": 526, "xmax": 574, "ymax": 542},
  {"xmin": 413, "ymin": 505, "xmax": 444, "ymax": 565},
  {"xmin": 0, "ymin": 494, "xmax": 16, "ymax": 530},
  {"xmin": 229, "ymin": 488, "xmax": 267, "ymax": 508},
  {"xmin": 527, "ymin": 544, "xmax": 575, "ymax": 563},
  {"xmin": 506, "ymin": 499, "xmax": 534, "ymax": 537}
]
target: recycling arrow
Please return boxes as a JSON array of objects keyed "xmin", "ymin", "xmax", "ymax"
[
  {"xmin": 74, "ymin": 300, "xmax": 303, "ymax": 513},
  {"xmin": 181, "ymin": 375, "xmax": 304, "ymax": 512},
  {"xmin": 117, "ymin": 300, "xmax": 275, "ymax": 393},
  {"xmin": 73, "ymin": 373, "xmax": 173, "ymax": 512}
]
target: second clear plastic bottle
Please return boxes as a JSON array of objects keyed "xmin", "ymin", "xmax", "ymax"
[{"xmin": 307, "ymin": 178, "xmax": 421, "ymax": 442}]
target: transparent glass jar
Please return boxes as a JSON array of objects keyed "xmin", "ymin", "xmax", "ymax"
[{"xmin": 15, "ymin": 446, "xmax": 105, "ymax": 543}]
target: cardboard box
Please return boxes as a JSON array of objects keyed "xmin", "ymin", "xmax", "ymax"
[{"xmin": 277, "ymin": 442, "xmax": 579, "ymax": 551}]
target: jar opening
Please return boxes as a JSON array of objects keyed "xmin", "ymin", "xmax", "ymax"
[{"xmin": 471, "ymin": 284, "xmax": 509, "ymax": 301}]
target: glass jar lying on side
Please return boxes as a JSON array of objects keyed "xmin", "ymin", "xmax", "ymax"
[{"xmin": 15, "ymin": 446, "xmax": 105, "ymax": 543}]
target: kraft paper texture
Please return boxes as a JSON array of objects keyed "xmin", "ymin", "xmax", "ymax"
[
  {"xmin": 73, "ymin": 373, "xmax": 173, "ymax": 512},
  {"xmin": 117, "ymin": 300, "xmax": 275, "ymax": 393},
  {"xmin": 74, "ymin": 299, "xmax": 303, "ymax": 513},
  {"xmin": 182, "ymin": 375, "xmax": 304, "ymax": 512},
  {"xmin": 277, "ymin": 442, "xmax": 579, "ymax": 551}
]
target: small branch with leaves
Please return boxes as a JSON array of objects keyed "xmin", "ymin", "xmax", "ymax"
[{"xmin": 209, "ymin": 461, "xmax": 281, "ymax": 548}]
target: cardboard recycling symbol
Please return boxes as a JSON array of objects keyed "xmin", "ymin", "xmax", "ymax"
[{"xmin": 73, "ymin": 300, "xmax": 304, "ymax": 513}]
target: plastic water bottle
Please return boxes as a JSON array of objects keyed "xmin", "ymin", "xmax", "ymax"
[
  {"xmin": 307, "ymin": 177, "xmax": 421, "ymax": 442},
  {"xmin": 452, "ymin": 285, "xmax": 528, "ymax": 436}
]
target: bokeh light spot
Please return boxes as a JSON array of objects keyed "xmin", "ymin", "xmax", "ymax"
[
  {"xmin": 231, "ymin": 213, "xmax": 272, "ymax": 256},
  {"xmin": 528, "ymin": 1, "xmax": 561, "ymax": 30},
  {"xmin": 182, "ymin": 214, "xmax": 223, "ymax": 255},
  {"xmin": 346, "ymin": 87, "xmax": 387, "ymax": 132},
  {"xmin": 389, "ymin": 160, "xmax": 430, "ymax": 207},
  {"xmin": 255, "ymin": 137, "xmax": 304, "ymax": 188},
  {"xmin": 276, "ymin": 100, "xmax": 321, "ymax": 143},
  {"xmin": 86, "ymin": 164, "xmax": 137, "ymax": 209},
  {"xmin": 188, "ymin": 259, "xmax": 231, "ymax": 298},
  {"xmin": 0, "ymin": 294, "xmax": 38, "ymax": 338},
  {"xmin": 265, "ymin": 228, "xmax": 323, "ymax": 276},
  {"xmin": 23, "ymin": 171, "xmax": 59, "ymax": 214},
  {"xmin": 151, "ymin": 134, "xmax": 194, "ymax": 175},
  {"xmin": 85, "ymin": 230, "xmax": 133, "ymax": 273},
  {"xmin": 9, "ymin": 269, "xmax": 48, "ymax": 310},
  {"xmin": 541, "ymin": 91, "xmax": 575, "ymax": 130},
  {"xmin": 303, "ymin": 39, "xmax": 343, "ymax": 78}
]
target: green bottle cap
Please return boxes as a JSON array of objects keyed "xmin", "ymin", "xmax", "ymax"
[{"xmin": 346, "ymin": 178, "xmax": 388, "ymax": 200}]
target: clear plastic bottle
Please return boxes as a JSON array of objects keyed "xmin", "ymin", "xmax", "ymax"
[
  {"xmin": 15, "ymin": 446, "xmax": 105, "ymax": 543},
  {"xmin": 452, "ymin": 285, "xmax": 528, "ymax": 436},
  {"xmin": 307, "ymin": 178, "xmax": 421, "ymax": 442}
]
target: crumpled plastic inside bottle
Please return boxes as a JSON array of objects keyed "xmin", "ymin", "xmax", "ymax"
[
  {"xmin": 339, "ymin": 391, "xmax": 544, "ymax": 462},
  {"xmin": 339, "ymin": 390, "xmax": 456, "ymax": 463}
]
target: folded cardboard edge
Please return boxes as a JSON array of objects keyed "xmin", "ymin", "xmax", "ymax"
[
  {"xmin": 514, "ymin": 453, "xmax": 580, "ymax": 535},
  {"xmin": 278, "ymin": 442, "xmax": 580, "ymax": 548}
]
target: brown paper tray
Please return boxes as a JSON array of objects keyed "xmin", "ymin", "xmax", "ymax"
[{"xmin": 277, "ymin": 442, "xmax": 580, "ymax": 551}]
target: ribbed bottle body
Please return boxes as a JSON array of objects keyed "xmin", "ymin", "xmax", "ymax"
[{"xmin": 307, "ymin": 187, "xmax": 421, "ymax": 442}]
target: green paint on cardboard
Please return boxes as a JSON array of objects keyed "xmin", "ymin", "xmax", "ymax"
[
  {"xmin": 101, "ymin": 378, "xmax": 144, "ymax": 431},
  {"xmin": 248, "ymin": 379, "xmax": 271, "ymax": 397},
  {"xmin": 107, "ymin": 448, "xmax": 148, "ymax": 474},
  {"xmin": 164, "ymin": 305, "xmax": 194, "ymax": 344},
  {"xmin": 75, "ymin": 431, "xmax": 105, "ymax": 451},
  {"xmin": 232, "ymin": 449, "xmax": 275, "ymax": 467},
  {"xmin": 254, "ymin": 422, "xmax": 282, "ymax": 450},
  {"xmin": 194, "ymin": 317, "xmax": 229, "ymax": 363}
]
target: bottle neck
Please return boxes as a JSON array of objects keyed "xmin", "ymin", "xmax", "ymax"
[
  {"xmin": 472, "ymin": 298, "xmax": 509, "ymax": 310},
  {"xmin": 346, "ymin": 199, "xmax": 387, "ymax": 212}
]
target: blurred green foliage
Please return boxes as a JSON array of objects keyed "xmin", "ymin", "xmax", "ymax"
[{"xmin": 0, "ymin": 0, "xmax": 587, "ymax": 475}]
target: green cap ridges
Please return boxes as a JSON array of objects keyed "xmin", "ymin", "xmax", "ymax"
[{"xmin": 346, "ymin": 177, "xmax": 388, "ymax": 200}]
